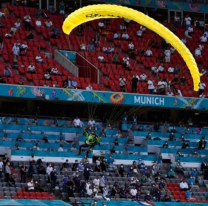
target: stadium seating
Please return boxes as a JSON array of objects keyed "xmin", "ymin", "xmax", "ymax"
[
  {"xmin": 0, "ymin": 6, "xmax": 207, "ymax": 97},
  {"xmin": 0, "ymin": 116, "xmax": 208, "ymax": 203}
]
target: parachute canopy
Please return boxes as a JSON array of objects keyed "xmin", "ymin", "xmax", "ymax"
[{"xmin": 62, "ymin": 4, "xmax": 201, "ymax": 91}]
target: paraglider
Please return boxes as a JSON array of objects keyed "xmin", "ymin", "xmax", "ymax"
[{"xmin": 62, "ymin": 4, "xmax": 201, "ymax": 91}]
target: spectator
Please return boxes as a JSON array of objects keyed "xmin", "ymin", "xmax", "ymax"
[
  {"xmin": 58, "ymin": 144, "xmax": 64, "ymax": 152},
  {"xmin": 118, "ymin": 164, "xmax": 126, "ymax": 177},
  {"xmin": 162, "ymin": 141, "xmax": 168, "ymax": 148},
  {"xmin": 98, "ymin": 53, "xmax": 105, "ymax": 62},
  {"xmin": 27, "ymin": 179, "xmax": 35, "ymax": 191},
  {"xmin": 188, "ymin": 176, "xmax": 195, "ymax": 186},
  {"xmin": 128, "ymin": 41, "xmax": 134, "ymax": 51},
  {"xmin": 35, "ymin": 18, "xmax": 42, "ymax": 27},
  {"xmin": 20, "ymin": 41, "xmax": 28, "ymax": 51},
  {"xmin": 168, "ymin": 66, "xmax": 174, "ymax": 73},
  {"xmin": 51, "ymin": 67, "xmax": 60, "ymax": 75},
  {"xmin": 14, "ymin": 19, "xmax": 21, "ymax": 29},
  {"xmin": 50, "ymin": 168, "xmax": 57, "ymax": 189},
  {"xmin": 140, "ymin": 26, "xmax": 146, "ymax": 32},
  {"xmin": 198, "ymin": 136, "xmax": 207, "ymax": 149},
  {"xmin": 137, "ymin": 29, "xmax": 143, "ymax": 37},
  {"xmin": 27, "ymin": 63, "xmax": 36, "ymax": 73},
  {"xmin": 164, "ymin": 48, "xmax": 171, "ymax": 62},
  {"xmin": 120, "ymin": 23, "xmax": 126, "ymax": 31},
  {"xmin": 130, "ymin": 186, "xmax": 137, "ymax": 198},
  {"xmin": 121, "ymin": 32, "xmax": 129, "ymax": 40},
  {"xmin": 137, "ymin": 158, "xmax": 145, "ymax": 169},
  {"xmin": 195, "ymin": 47, "xmax": 202, "ymax": 57},
  {"xmin": 87, "ymin": 42, "xmax": 95, "ymax": 52},
  {"xmin": 179, "ymin": 179, "xmax": 189, "ymax": 191},
  {"xmin": 110, "ymin": 182, "xmax": 119, "ymax": 197},
  {"xmin": 66, "ymin": 177, "xmax": 75, "ymax": 197},
  {"xmin": 167, "ymin": 169, "xmax": 175, "ymax": 178},
  {"xmin": 26, "ymin": 30, "xmax": 35, "ymax": 40},
  {"xmin": 59, "ymin": 1, "xmax": 65, "ymax": 14},
  {"xmin": 4, "ymin": 66, "xmax": 12, "ymax": 77},
  {"xmin": 12, "ymin": 43, "xmax": 20, "ymax": 59},
  {"xmin": 147, "ymin": 79, "xmax": 155, "ymax": 94},
  {"xmin": 119, "ymin": 77, "xmax": 126, "ymax": 92},
  {"xmin": 200, "ymin": 34, "xmax": 207, "ymax": 43},
  {"xmin": 140, "ymin": 73, "xmax": 147, "ymax": 82},
  {"xmin": 37, "ymin": 162, "xmax": 46, "ymax": 174},
  {"xmin": 131, "ymin": 75, "xmax": 138, "ymax": 93},
  {"xmin": 188, "ymin": 26, "xmax": 194, "ymax": 33},
  {"xmin": 145, "ymin": 48, "xmax": 153, "ymax": 57},
  {"xmin": 24, "ymin": 14, "xmax": 31, "ymax": 30},
  {"xmin": 5, "ymin": 162, "xmax": 11, "ymax": 182},
  {"xmin": 80, "ymin": 43, "xmax": 86, "ymax": 51},
  {"xmin": 114, "ymin": 32, "xmax": 120, "ymax": 39},
  {"xmin": 71, "ymin": 77, "xmax": 77, "ymax": 89},
  {"xmin": 184, "ymin": 29, "xmax": 192, "ymax": 38},
  {"xmin": 36, "ymin": 54, "xmax": 45, "ymax": 63},
  {"xmin": 199, "ymin": 81, "xmax": 206, "ymax": 96},
  {"xmin": 64, "ymin": 76, "xmax": 72, "ymax": 88},
  {"xmin": 107, "ymin": 155, "xmax": 117, "ymax": 172},
  {"xmin": 174, "ymin": 14, "xmax": 181, "ymax": 27},
  {"xmin": 73, "ymin": 117, "xmax": 82, "ymax": 127},
  {"xmin": 98, "ymin": 21, "xmax": 105, "ymax": 30},
  {"xmin": 184, "ymin": 15, "xmax": 191, "ymax": 29},
  {"xmin": 35, "ymin": 9, "xmax": 41, "ymax": 18},
  {"xmin": 5, "ymin": 30, "xmax": 12, "ymax": 39},
  {"xmin": 53, "ymin": 81, "xmax": 59, "ymax": 88},
  {"xmin": 44, "ymin": 71, "xmax": 52, "ymax": 80},
  {"xmin": 46, "ymin": 163, "xmax": 53, "ymax": 183},
  {"xmin": 175, "ymin": 159, "xmax": 184, "ymax": 175},
  {"xmin": 45, "ymin": 19, "xmax": 53, "ymax": 28},
  {"xmin": 86, "ymin": 84, "xmax": 93, "ymax": 91},
  {"xmin": 110, "ymin": 147, "xmax": 116, "ymax": 154}
]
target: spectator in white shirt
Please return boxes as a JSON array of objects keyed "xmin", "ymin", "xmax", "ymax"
[
  {"xmin": 35, "ymin": 54, "xmax": 45, "ymax": 63},
  {"xmin": 130, "ymin": 186, "xmax": 137, "ymax": 198},
  {"xmin": 12, "ymin": 43, "xmax": 20, "ymax": 58},
  {"xmin": 199, "ymin": 81, "xmax": 206, "ymax": 96},
  {"xmin": 145, "ymin": 49, "xmax": 153, "ymax": 57},
  {"xmin": 98, "ymin": 54, "xmax": 105, "ymax": 62},
  {"xmin": 88, "ymin": 119, "xmax": 95, "ymax": 130},
  {"xmin": 107, "ymin": 46, "xmax": 114, "ymax": 53},
  {"xmin": 46, "ymin": 164, "xmax": 53, "ymax": 181},
  {"xmin": 44, "ymin": 71, "xmax": 51, "ymax": 80},
  {"xmin": 151, "ymin": 66, "xmax": 158, "ymax": 74},
  {"xmin": 27, "ymin": 63, "xmax": 36, "ymax": 73},
  {"xmin": 184, "ymin": 15, "xmax": 191, "ymax": 29},
  {"xmin": 5, "ymin": 31, "xmax": 12, "ymax": 38},
  {"xmin": 184, "ymin": 30, "xmax": 192, "ymax": 38},
  {"xmin": 180, "ymin": 179, "xmax": 189, "ymax": 191},
  {"xmin": 123, "ymin": 55, "xmax": 129, "ymax": 65},
  {"xmin": 51, "ymin": 67, "xmax": 59, "ymax": 75},
  {"xmin": 35, "ymin": 19, "xmax": 42, "ymax": 27},
  {"xmin": 122, "ymin": 33, "xmax": 129, "ymax": 40},
  {"xmin": 168, "ymin": 67, "xmax": 174, "ymax": 73},
  {"xmin": 188, "ymin": 26, "xmax": 193, "ymax": 33},
  {"xmin": 147, "ymin": 79, "xmax": 155, "ymax": 94},
  {"xmin": 195, "ymin": 47, "xmax": 202, "ymax": 57},
  {"xmin": 102, "ymin": 47, "xmax": 108, "ymax": 53},
  {"xmin": 114, "ymin": 32, "xmax": 120, "ymax": 39},
  {"xmin": 45, "ymin": 20, "xmax": 53, "ymax": 28},
  {"xmin": 80, "ymin": 43, "xmax": 86, "ymax": 51},
  {"xmin": 177, "ymin": 89, "xmax": 183, "ymax": 97},
  {"xmin": 58, "ymin": 144, "xmax": 64, "ymax": 152},
  {"xmin": 20, "ymin": 42, "xmax": 28, "ymax": 51},
  {"xmin": 140, "ymin": 73, "xmax": 147, "ymax": 82},
  {"xmin": 73, "ymin": 117, "xmax": 82, "ymax": 127},
  {"xmin": 14, "ymin": 20, "xmax": 21, "ymax": 29},
  {"xmin": 200, "ymin": 34, "xmax": 207, "ymax": 43},
  {"xmin": 86, "ymin": 84, "xmax": 93, "ymax": 91},
  {"xmin": 27, "ymin": 180, "xmax": 35, "ymax": 191},
  {"xmin": 164, "ymin": 48, "xmax": 171, "ymax": 62},
  {"xmin": 137, "ymin": 29, "xmax": 143, "ymax": 37},
  {"xmin": 140, "ymin": 26, "xmax": 146, "ymax": 32},
  {"xmin": 120, "ymin": 24, "xmax": 126, "ymax": 31},
  {"xmin": 198, "ymin": 44, "xmax": 204, "ymax": 51},
  {"xmin": 158, "ymin": 64, "xmax": 164, "ymax": 73},
  {"xmin": 98, "ymin": 21, "xmax": 104, "ymax": 29},
  {"xmin": 158, "ymin": 80, "xmax": 166, "ymax": 95},
  {"xmin": 119, "ymin": 77, "xmax": 126, "ymax": 92},
  {"xmin": 93, "ymin": 176, "xmax": 100, "ymax": 187},
  {"xmin": 128, "ymin": 42, "xmax": 134, "ymax": 51}
]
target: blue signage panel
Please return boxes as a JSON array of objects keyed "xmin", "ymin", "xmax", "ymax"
[{"xmin": 0, "ymin": 84, "xmax": 207, "ymax": 110}]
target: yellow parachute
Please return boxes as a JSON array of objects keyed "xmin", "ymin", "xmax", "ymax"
[{"xmin": 63, "ymin": 4, "xmax": 201, "ymax": 91}]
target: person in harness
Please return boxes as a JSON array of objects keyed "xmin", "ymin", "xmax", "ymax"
[{"xmin": 77, "ymin": 128, "xmax": 101, "ymax": 157}]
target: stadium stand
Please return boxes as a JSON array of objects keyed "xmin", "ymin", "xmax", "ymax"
[
  {"xmin": 0, "ymin": 116, "xmax": 208, "ymax": 203},
  {"xmin": 0, "ymin": 5, "xmax": 207, "ymax": 97}
]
